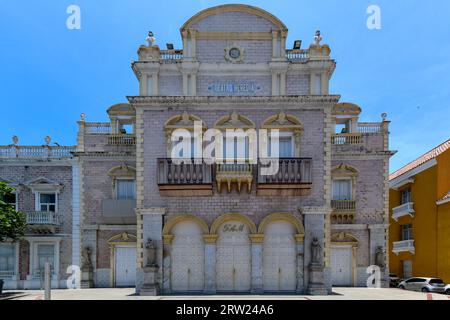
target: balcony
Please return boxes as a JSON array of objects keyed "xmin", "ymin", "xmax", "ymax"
[
  {"xmin": 26, "ymin": 211, "xmax": 60, "ymax": 233},
  {"xmin": 392, "ymin": 202, "xmax": 415, "ymax": 221},
  {"xmin": 392, "ymin": 239, "xmax": 415, "ymax": 255},
  {"xmin": 84, "ymin": 122, "xmax": 112, "ymax": 134},
  {"xmin": 157, "ymin": 158, "xmax": 213, "ymax": 196},
  {"xmin": 332, "ymin": 200, "xmax": 356, "ymax": 211},
  {"xmin": 331, "ymin": 133, "xmax": 362, "ymax": 145},
  {"xmin": 257, "ymin": 158, "xmax": 312, "ymax": 196},
  {"xmin": 0, "ymin": 146, "xmax": 75, "ymax": 159},
  {"xmin": 331, "ymin": 200, "xmax": 356, "ymax": 224},
  {"xmin": 102, "ymin": 199, "xmax": 136, "ymax": 224},
  {"xmin": 285, "ymin": 49, "xmax": 309, "ymax": 63},
  {"xmin": 107, "ymin": 134, "xmax": 136, "ymax": 145},
  {"xmin": 216, "ymin": 162, "xmax": 253, "ymax": 193}
]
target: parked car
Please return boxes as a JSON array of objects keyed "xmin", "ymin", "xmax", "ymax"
[
  {"xmin": 398, "ymin": 277, "xmax": 446, "ymax": 293},
  {"xmin": 389, "ymin": 273, "xmax": 401, "ymax": 287},
  {"xmin": 445, "ymin": 284, "xmax": 450, "ymax": 295}
]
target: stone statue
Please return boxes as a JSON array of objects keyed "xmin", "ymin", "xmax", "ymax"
[
  {"xmin": 45, "ymin": 136, "xmax": 51, "ymax": 146},
  {"xmin": 145, "ymin": 239, "xmax": 157, "ymax": 267},
  {"xmin": 314, "ymin": 30, "xmax": 322, "ymax": 46},
  {"xmin": 81, "ymin": 246, "xmax": 93, "ymax": 269},
  {"xmin": 146, "ymin": 31, "xmax": 156, "ymax": 47},
  {"xmin": 375, "ymin": 246, "xmax": 385, "ymax": 270},
  {"xmin": 12, "ymin": 135, "xmax": 19, "ymax": 146},
  {"xmin": 311, "ymin": 237, "xmax": 322, "ymax": 264}
]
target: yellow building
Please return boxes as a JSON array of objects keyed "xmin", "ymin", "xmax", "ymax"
[{"xmin": 389, "ymin": 139, "xmax": 450, "ymax": 282}]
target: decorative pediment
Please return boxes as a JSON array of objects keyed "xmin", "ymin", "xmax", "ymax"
[
  {"xmin": 214, "ymin": 111, "xmax": 255, "ymax": 130},
  {"xmin": 25, "ymin": 177, "xmax": 63, "ymax": 192},
  {"xmin": 107, "ymin": 164, "xmax": 136, "ymax": 178},
  {"xmin": 331, "ymin": 232, "xmax": 358, "ymax": 245},
  {"xmin": 107, "ymin": 232, "xmax": 137, "ymax": 244},
  {"xmin": 261, "ymin": 112, "xmax": 303, "ymax": 132},
  {"xmin": 164, "ymin": 111, "xmax": 206, "ymax": 132},
  {"xmin": 107, "ymin": 103, "xmax": 135, "ymax": 117},
  {"xmin": 331, "ymin": 163, "xmax": 359, "ymax": 177},
  {"xmin": 333, "ymin": 103, "xmax": 361, "ymax": 116}
]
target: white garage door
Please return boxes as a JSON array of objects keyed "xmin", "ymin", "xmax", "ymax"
[
  {"xmin": 115, "ymin": 246, "xmax": 136, "ymax": 287},
  {"xmin": 263, "ymin": 221, "xmax": 297, "ymax": 292},
  {"xmin": 171, "ymin": 221, "xmax": 205, "ymax": 292},
  {"xmin": 331, "ymin": 246, "xmax": 353, "ymax": 286},
  {"xmin": 216, "ymin": 221, "xmax": 251, "ymax": 292}
]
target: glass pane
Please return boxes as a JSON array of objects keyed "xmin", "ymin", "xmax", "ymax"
[
  {"xmin": 332, "ymin": 180, "xmax": 351, "ymax": 200},
  {"xmin": 117, "ymin": 180, "xmax": 136, "ymax": 200},
  {"xmin": 0, "ymin": 244, "xmax": 15, "ymax": 271},
  {"xmin": 40, "ymin": 193, "xmax": 55, "ymax": 204},
  {"xmin": 279, "ymin": 137, "xmax": 293, "ymax": 158}
]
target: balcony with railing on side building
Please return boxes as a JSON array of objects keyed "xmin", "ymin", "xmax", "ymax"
[
  {"xmin": 0, "ymin": 136, "xmax": 75, "ymax": 159},
  {"xmin": 331, "ymin": 121, "xmax": 388, "ymax": 152},
  {"xmin": 392, "ymin": 239, "xmax": 415, "ymax": 255},
  {"xmin": 26, "ymin": 211, "xmax": 61, "ymax": 234}
]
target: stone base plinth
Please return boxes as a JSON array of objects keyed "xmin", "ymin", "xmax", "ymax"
[
  {"xmin": 307, "ymin": 263, "xmax": 327, "ymax": 295},
  {"xmin": 80, "ymin": 267, "xmax": 94, "ymax": 289},
  {"xmin": 140, "ymin": 266, "xmax": 160, "ymax": 296}
]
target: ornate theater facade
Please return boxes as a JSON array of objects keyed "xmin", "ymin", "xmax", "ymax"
[{"xmin": 0, "ymin": 4, "xmax": 393, "ymax": 294}]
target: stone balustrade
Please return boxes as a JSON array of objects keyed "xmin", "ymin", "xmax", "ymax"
[{"xmin": 0, "ymin": 146, "xmax": 75, "ymax": 159}]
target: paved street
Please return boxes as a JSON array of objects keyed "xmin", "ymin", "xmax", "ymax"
[{"xmin": 3, "ymin": 288, "xmax": 450, "ymax": 300}]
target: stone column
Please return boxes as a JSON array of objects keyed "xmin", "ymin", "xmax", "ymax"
[
  {"xmin": 295, "ymin": 234, "xmax": 305, "ymax": 293},
  {"xmin": 137, "ymin": 207, "xmax": 166, "ymax": 295},
  {"xmin": 203, "ymin": 235, "xmax": 218, "ymax": 294},
  {"xmin": 249, "ymin": 234, "xmax": 264, "ymax": 294}
]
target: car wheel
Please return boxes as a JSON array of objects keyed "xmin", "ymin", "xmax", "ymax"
[
  {"xmin": 421, "ymin": 288, "xmax": 429, "ymax": 293},
  {"xmin": 445, "ymin": 289, "xmax": 450, "ymax": 295},
  {"xmin": 399, "ymin": 285, "xmax": 405, "ymax": 290}
]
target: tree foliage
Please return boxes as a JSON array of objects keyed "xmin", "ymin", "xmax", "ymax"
[{"xmin": 0, "ymin": 181, "xmax": 26, "ymax": 242}]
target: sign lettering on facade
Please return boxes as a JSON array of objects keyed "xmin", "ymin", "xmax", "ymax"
[{"xmin": 208, "ymin": 81, "xmax": 261, "ymax": 95}]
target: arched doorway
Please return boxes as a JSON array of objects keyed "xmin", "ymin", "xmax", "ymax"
[
  {"xmin": 163, "ymin": 215, "xmax": 208, "ymax": 292},
  {"xmin": 262, "ymin": 221, "xmax": 297, "ymax": 291},
  {"xmin": 212, "ymin": 214, "xmax": 255, "ymax": 292}
]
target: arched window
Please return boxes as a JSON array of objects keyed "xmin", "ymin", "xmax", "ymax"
[
  {"xmin": 261, "ymin": 112, "xmax": 303, "ymax": 158},
  {"xmin": 164, "ymin": 111, "xmax": 207, "ymax": 159}
]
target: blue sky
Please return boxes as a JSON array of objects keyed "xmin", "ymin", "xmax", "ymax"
[{"xmin": 0, "ymin": 0, "xmax": 449, "ymax": 172}]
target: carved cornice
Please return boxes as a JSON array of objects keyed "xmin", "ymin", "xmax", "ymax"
[{"xmin": 128, "ymin": 95, "xmax": 341, "ymax": 107}]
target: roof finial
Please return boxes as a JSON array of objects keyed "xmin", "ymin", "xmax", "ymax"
[
  {"xmin": 80, "ymin": 112, "xmax": 86, "ymax": 121},
  {"xmin": 45, "ymin": 136, "xmax": 51, "ymax": 146},
  {"xmin": 381, "ymin": 113, "xmax": 387, "ymax": 121}
]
